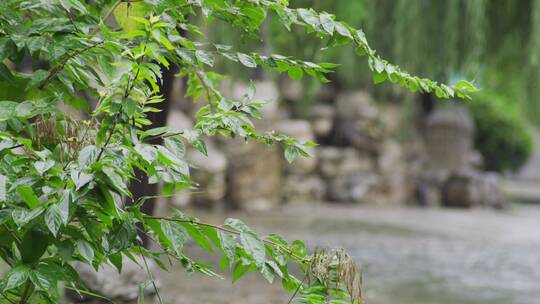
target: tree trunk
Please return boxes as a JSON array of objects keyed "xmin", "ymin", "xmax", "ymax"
[{"xmin": 130, "ymin": 65, "xmax": 178, "ymax": 247}]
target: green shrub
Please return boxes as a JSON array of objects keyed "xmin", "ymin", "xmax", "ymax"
[{"xmin": 468, "ymin": 92, "xmax": 534, "ymax": 172}]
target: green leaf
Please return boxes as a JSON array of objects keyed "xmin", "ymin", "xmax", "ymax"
[
  {"xmin": 218, "ymin": 231, "xmax": 237, "ymax": 265},
  {"xmin": 0, "ymin": 62, "xmax": 15, "ymax": 84},
  {"xmin": 0, "ymin": 265, "xmax": 30, "ymax": 293},
  {"xmin": 240, "ymin": 231, "xmax": 265, "ymax": 266},
  {"xmin": 108, "ymin": 222, "xmax": 137, "ymax": 253},
  {"xmin": 0, "ymin": 101, "xmax": 17, "ymax": 121},
  {"xmin": 57, "ymin": 240, "xmax": 74, "ymax": 263},
  {"xmin": 17, "ymin": 186, "xmax": 41, "ymax": 209},
  {"xmin": 298, "ymin": 8, "xmax": 320, "ymax": 29},
  {"xmin": 72, "ymin": 171, "xmax": 93, "ymax": 191},
  {"xmin": 114, "ymin": 2, "xmax": 150, "ymax": 33},
  {"xmin": 45, "ymin": 204, "xmax": 64, "ymax": 236},
  {"xmin": 11, "ymin": 207, "xmax": 43, "ymax": 227},
  {"xmin": 0, "ymin": 174, "xmax": 6, "ymax": 202},
  {"xmin": 195, "ymin": 50, "xmax": 215, "ymax": 67},
  {"xmin": 58, "ymin": 190, "xmax": 71, "ymax": 225},
  {"xmin": 287, "ymin": 66, "xmax": 303, "ymax": 80},
  {"xmin": 237, "ymin": 53, "xmax": 257, "ymax": 68},
  {"xmin": 109, "ymin": 252, "xmax": 123, "ymax": 273},
  {"xmin": 232, "ymin": 263, "xmax": 250, "ymax": 283},
  {"xmin": 20, "ymin": 226, "xmax": 49, "ymax": 264},
  {"xmin": 27, "ymin": 69, "xmax": 49, "ymax": 89},
  {"xmin": 373, "ymin": 71, "xmax": 387, "ymax": 84},
  {"xmin": 161, "ymin": 220, "xmax": 187, "ymax": 256},
  {"xmin": 319, "ymin": 13, "xmax": 335, "ymax": 34},
  {"xmin": 181, "ymin": 222, "xmax": 214, "ymax": 252},
  {"xmin": 260, "ymin": 263, "xmax": 275, "ymax": 283},
  {"xmin": 34, "ymin": 160, "xmax": 55, "ymax": 175},
  {"xmin": 334, "ymin": 22, "xmax": 352, "ymax": 39},
  {"xmin": 284, "ymin": 146, "xmax": 299, "ymax": 163},
  {"xmin": 192, "ymin": 139, "xmax": 208, "ymax": 156},
  {"xmin": 354, "ymin": 46, "xmax": 366, "ymax": 57},
  {"xmin": 241, "ymin": 6, "xmax": 266, "ymax": 28},
  {"xmin": 77, "ymin": 239, "xmax": 94, "ymax": 263}
]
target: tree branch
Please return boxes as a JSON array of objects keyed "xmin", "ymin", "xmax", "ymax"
[{"xmin": 143, "ymin": 215, "xmax": 310, "ymax": 264}]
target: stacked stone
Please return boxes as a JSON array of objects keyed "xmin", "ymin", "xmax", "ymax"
[
  {"xmin": 418, "ymin": 104, "xmax": 504, "ymax": 208},
  {"xmin": 163, "ymin": 80, "xmax": 503, "ymax": 210}
]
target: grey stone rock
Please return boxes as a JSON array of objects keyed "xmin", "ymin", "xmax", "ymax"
[
  {"xmin": 188, "ymin": 142, "xmax": 227, "ymax": 208},
  {"xmin": 280, "ymin": 78, "xmax": 302, "ymax": 102},
  {"xmin": 441, "ymin": 171, "xmax": 505, "ymax": 208},
  {"xmin": 372, "ymin": 140, "xmax": 407, "ymax": 205},
  {"xmin": 326, "ymin": 173, "xmax": 378, "ymax": 203},
  {"xmin": 316, "ymin": 146, "xmax": 378, "ymax": 203},
  {"xmin": 309, "ymin": 104, "xmax": 335, "ymax": 141},
  {"xmin": 331, "ymin": 91, "xmax": 384, "ymax": 153},
  {"xmin": 317, "ymin": 147, "xmax": 373, "ymax": 178},
  {"xmin": 282, "ymin": 175, "xmax": 325, "ymax": 202},
  {"xmin": 225, "ymin": 141, "xmax": 283, "ymax": 211},
  {"xmin": 424, "ymin": 104, "xmax": 474, "ymax": 171}
]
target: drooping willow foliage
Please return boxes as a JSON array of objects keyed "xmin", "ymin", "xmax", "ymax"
[
  {"xmin": 217, "ymin": 0, "xmax": 540, "ymax": 125},
  {"xmin": 370, "ymin": 0, "xmax": 487, "ymax": 81}
]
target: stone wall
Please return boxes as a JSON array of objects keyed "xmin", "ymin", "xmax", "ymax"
[{"xmin": 166, "ymin": 81, "xmax": 503, "ymax": 210}]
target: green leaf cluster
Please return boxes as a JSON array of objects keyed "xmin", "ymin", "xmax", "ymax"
[{"xmin": 0, "ymin": 0, "xmax": 475, "ymax": 303}]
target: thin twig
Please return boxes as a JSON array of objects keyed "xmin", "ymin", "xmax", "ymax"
[
  {"xmin": 90, "ymin": 0, "xmax": 122, "ymax": 36},
  {"xmin": 7, "ymin": 143, "xmax": 24, "ymax": 150},
  {"xmin": 63, "ymin": 7, "xmax": 80, "ymax": 33},
  {"xmin": 137, "ymin": 245, "xmax": 164, "ymax": 304},
  {"xmin": 287, "ymin": 273, "xmax": 308, "ymax": 304},
  {"xmin": 195, "ymin": 71, "xmax": 216, "ymax": 111},
  {"xmin": 3, "ymin": 224, "xmax": 21, "ymax": 246},
  {"xmin": 95, "ymin": 30, "xmax": 150, "ymax": 162},
  {"xmin": 37, "ymin": 40, "xmax": 104, "ymax": 89}
]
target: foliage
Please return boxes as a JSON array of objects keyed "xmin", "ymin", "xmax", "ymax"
[
  {"xmin": 0, "ymin": 0, "xmax": 475, "ymax": 303},
  {"xmin": 468, "ymin": 92, "xmax": 534, "ymax": 173}
]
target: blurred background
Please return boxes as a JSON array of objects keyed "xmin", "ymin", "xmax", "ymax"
[{"xmin": 74, "ymin": 1, "xmax": 540, "ymax": 304}]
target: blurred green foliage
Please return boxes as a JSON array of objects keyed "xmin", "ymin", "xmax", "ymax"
[{"xmin": 469, "ymin": 92, "xmax": 534, "ymax": 173}]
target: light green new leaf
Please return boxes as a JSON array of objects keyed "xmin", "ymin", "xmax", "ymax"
[
  {"xmin": 17, "ymin": 186, "xmax": 40, "ymax": 209},
  {"xmin": 114, "ymin": 2, "xmax": 151, "ymax": 33}
]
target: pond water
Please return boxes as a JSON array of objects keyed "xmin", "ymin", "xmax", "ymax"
[{"xmin": 157, "ymin": 203, "xmax": 540, "ymax": 304}]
